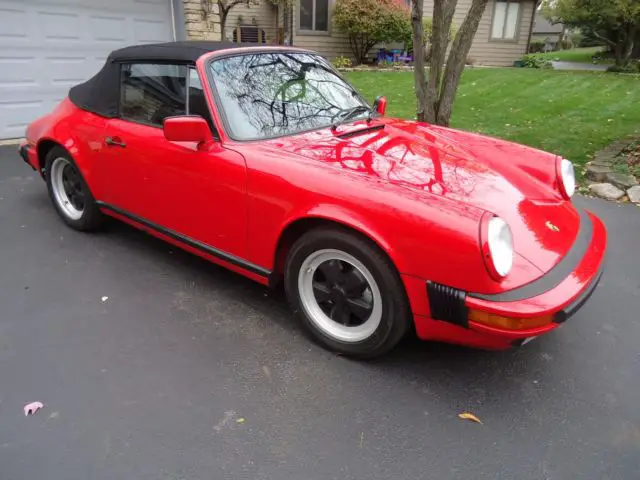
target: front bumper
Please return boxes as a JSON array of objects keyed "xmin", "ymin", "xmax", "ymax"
[{"xmin": 412, "ymin": 207, "xmax": 607, "ymax": 350}]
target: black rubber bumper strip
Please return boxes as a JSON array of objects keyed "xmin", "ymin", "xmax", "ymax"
[
  {"xmin": 469, "ymin": 207, "xmax": 595, "ymax": 303},
  {"xmin": 554, "ymin": 262, "xmax": 604, "ymax": 324},
  {"xmin": 19, "ymin": 144, "xmax": 35, "ymax": 170},
  {"xmin": 96, "ymin": 202, "xmax": 271, "ymax": 278}
]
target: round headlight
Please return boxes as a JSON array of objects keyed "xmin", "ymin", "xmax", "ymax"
[
  {"xmin": 558, "ymin": 158, "xmax": 575, "ymax": 199},
  {"xmin": 487, "ymin": 216, "xmax": 513, "ymax": 278}
]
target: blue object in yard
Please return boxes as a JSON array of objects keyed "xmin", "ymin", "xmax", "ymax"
[{"xmin": 377, "ymin": 49, "xmax": 386, "ymax": 62}]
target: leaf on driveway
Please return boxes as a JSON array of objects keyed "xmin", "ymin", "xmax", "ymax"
[
  {"xmin": 101, "ymin": 296, "xmax": 109, "ymax": 302},
  {"xmin": 458, "ymin": 412, "xmax": 482, "ymax": 424},
  {"xmin": 236, "ymin": 418, "xmax": 245, "ymax": 424},
  {"xmin": 24, "ymin": 401, "xmax": 44, "ymax": 416}
]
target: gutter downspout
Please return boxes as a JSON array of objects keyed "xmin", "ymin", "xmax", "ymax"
[{"xmin": 526, "ymin": 0, "xmax": 541, "ymax": 54}]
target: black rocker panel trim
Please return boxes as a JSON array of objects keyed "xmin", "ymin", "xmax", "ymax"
[
  {"xmin": 470, "ymin": 207, "xmax": 594, "ymax": 303},
  {"xmin": 96, "ymin": 202, "xmax": 271, "ymax": 277},
  {"xmin": 427, "ymin": 281, "xmax": 468, "ymax": 328}
]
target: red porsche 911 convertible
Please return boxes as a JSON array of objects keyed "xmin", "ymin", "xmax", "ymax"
[{"xmin": 19, "ymin": 41, "xmax": 606, "ymax": 358}]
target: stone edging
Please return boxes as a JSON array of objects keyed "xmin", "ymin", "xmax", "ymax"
[{"xmin": 585, "ymin": 135, "xmax": 640, "ymax": 204}]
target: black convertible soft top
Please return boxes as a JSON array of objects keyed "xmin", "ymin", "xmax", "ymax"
[{"xmin": 68, "ymin": 41, "xmax": 258, "ymax": 118}]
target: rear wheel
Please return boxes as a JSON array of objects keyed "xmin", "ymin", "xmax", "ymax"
[
  {"xmin": 45, "ymin": 147, "xmax": 104, "ymax": 231},
  {"xmin": 284, "ymin": 228, "xmax": 411, "ymax": 358}
]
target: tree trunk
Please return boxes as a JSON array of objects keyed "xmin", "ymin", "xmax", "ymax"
[
  {"xmin": 220, "ymin": 5, "xmax": 229, "ymax": 41},
  {"xmin": 436, "ymin": 0, "xmax": 489, "ymax": 126},
  {"xmin": 411, "ymin": 0, "xmax": 490, "ymax": 126},
  {"xmin": 411, "ymin": 0, "xmax": 428, "ymax": 121},
  {"xmin": 425, "ymin": 0, "xmax": 457, "ymax": 123}
]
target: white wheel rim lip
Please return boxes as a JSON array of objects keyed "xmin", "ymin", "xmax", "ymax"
[
  {"xmin": 297, "ymin": 249, "xmax": 383, "ymax": 343},
  {"xmin": 50, "ymin": 157, "xmax": 83, "ymax": 221}
]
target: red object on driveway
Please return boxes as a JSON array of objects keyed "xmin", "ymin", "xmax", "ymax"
[{"xmin": 18, "ymin": 42, "xmax": 606, "ymax": 358}]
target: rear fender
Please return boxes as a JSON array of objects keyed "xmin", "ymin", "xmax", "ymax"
[{"xmin": 31, "ymin": 100, "xmax": 106, "ymax": 193}]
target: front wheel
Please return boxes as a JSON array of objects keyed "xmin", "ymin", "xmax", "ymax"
[{"xmin": 284, "ymin": 228, "xmax": 411, "ymax": 358}]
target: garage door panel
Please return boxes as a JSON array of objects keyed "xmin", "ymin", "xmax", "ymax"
[
  {"xmin": 0, "ymin": 0, "xmax": 174, "ymax": 139},
  {"xmin": 90, "ymin": 15, "xmax": 129, "ymax": 42},
  {"xmin": 39, "ymin": 10, "xmax": 82, "ymax": 41},
  {"xmin": 1, "ymin": 99, "xmax": 45, "ymax": 139},
  {"xmin": 134, "ymin": 18, "xmax": 173, "ymax": 43},
  {"xmin": 0, "ymin": 6, "xmax": 28, "ymax": 39}
]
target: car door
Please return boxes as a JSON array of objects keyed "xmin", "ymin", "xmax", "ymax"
[{"xmin": 99, "ymin": 64, "xmax": 248, "ymax": 260}]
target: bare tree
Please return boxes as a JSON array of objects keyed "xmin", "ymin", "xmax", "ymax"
[{"xmin": 411, "ymin": 0, "xmax": 489, "ymax": 126}]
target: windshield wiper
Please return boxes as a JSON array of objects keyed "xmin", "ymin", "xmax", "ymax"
[{"xmin": 330, "ymin": 105, "xmax": 372, "ymax": 131}]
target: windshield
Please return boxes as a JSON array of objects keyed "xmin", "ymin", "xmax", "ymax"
[{"xmin": 209, "ymin": 52, "xmax": 369, "ymax": 141}]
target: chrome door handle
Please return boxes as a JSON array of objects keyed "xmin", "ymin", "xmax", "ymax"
[{"xmin": 105, "ymin": 137, "xmax": 126, "ymax": 148}]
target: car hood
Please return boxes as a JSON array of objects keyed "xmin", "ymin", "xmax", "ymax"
[{"xmin": 263, "ymin": 118, "xmax": 580, "ymax": 273}]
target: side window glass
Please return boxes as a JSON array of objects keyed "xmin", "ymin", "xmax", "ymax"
[
  {"xmin": 120, "ymin": 63, "xmax": 187, "ymax": 126},
  {"xmin": 187, "ymin": 68, "xmax": 216, "ymax": 136}
]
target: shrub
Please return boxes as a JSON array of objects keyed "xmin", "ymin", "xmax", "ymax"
[
  {"xmin": 570, "ymin": 32, "xmax": 583, "ymax": 48},
  {"xmin": 333, "ymin": 56, "xmax": 353, "ymax": 69},
  {"xmin": 607, "ymin": 61, "xmax": 640, "ymax": 74},
  {"xmin": 519, "ymin": 54, "xmax": 553, "ymax": 69},
  {"xmin": 333, "ymin": 0, "xmax": 412, "ymax": 65},
  {"xmin": 528, "ymin": 40, "xmax": 546, "ymax": 54},
  {"xmin": 557, "ymin": 39, "xmax": 572, "ymax": 51}
]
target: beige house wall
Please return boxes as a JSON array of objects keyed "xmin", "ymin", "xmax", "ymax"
[
  {"xmin": 224, "ymin": 2, "xmax": 278, "ymax": 43},
  {"xmin": 291, "ymin": 0, "xmax": 535, "ymax": 66},
  {"xmin": 183, "ymin": 0, "xmax": 534, "ymax": 67},
  {"xmin": 291, "ymin": 0, "xmax": 354, "ymax": 60},
  {"xmin": 462, "ymin": 0, "xmax": 535, "ymax": 66}
]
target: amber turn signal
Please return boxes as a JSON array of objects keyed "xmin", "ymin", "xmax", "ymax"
[{"xmin": 468, "ymin": 309, "xmax": 554, "ymax": 330}]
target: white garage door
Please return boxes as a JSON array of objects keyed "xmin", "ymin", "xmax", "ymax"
[{"xmin": 0, "ymin": 0, "xmax": 175, "ymax": 139}]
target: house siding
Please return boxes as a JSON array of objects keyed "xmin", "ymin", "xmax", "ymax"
[
  {"xmin": 461, "ymin": 0, "xmax": 535, "ymax": 66},
  {"xmin": 291, "ymin": 0, "xmax": 355, "ymax": 61},
  {"xmin": 224, "ymin": 2, "xmax": 278, "ymax": 43},
  {"xmin": 290, "ymin": 0, "xmax": 534, "ymax": 67}
]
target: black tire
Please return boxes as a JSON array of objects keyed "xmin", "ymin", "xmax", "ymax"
[
  {"xmin": 44, "ymin": 146, "xmax": 104, "ymax": 231},
  {"xmin": 284, "ymin": 227, "xmax": 411, "ymax": 358}
]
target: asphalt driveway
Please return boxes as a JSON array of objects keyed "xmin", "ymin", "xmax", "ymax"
[{"xmin": 1, "ymin": 145, "xmax": 639, "ymax": 479}]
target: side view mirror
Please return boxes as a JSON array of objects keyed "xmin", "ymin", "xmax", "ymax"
[
  {"xmin": 373, "ymin": 96, "xmax": 387, "ymax": 116},
  {"xmin": 163, "ymin": 116, "xmax": 211, "ymax": 144}
]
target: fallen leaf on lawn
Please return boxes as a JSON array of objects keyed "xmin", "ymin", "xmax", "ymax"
[
  {"xmin": 24, "ymin": 401, "xmax": 44, "ymax": 416},
  {"xmin": 458, "ymin": 412, "xmax": 482, "ymax": 424},
  {"xmin": 236, "ymin": 418, "xmax": 245, "ymax": 424},
  {"xmin": 101, "ymin": 296, "xmax": 109, "ymax": 302}
]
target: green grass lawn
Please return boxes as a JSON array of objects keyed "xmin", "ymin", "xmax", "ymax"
[
  {"xmin": 345, "ymin": 68, "xmax": 640, "ymax": 177},
  {"xmin": 531, "ymin": 46, "xmax": 612, "ymax": 65}
]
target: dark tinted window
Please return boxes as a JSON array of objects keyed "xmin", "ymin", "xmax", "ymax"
[
  {"xmin": 315, "ymin": 0, "xmax": 328, "ymax": 31},
  {"xmin": 299, "ymin": 0, "xmax": 313, "ymax": 30},
  {"xmin": 120, "ymin": 64, "xmax": 187, "ymax": 126},
  {"xmin": 209, "ymin": 53, "xmax": 368, "ymax": 140}
]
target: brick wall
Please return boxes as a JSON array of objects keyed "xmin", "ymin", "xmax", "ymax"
[{"xmin": 183, "ymin": 0, "xmax": 222, "ymax": 40}]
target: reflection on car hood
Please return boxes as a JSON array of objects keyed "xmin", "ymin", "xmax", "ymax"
[{"xmin": 264, "ymin": 118, "xmax": 581, "ymax": 273}]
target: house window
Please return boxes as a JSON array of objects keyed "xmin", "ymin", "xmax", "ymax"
[
  {"xmin": 300, "ymin": 0, "xmax": 329, "ymax": 32},
  {"xmin": 491, "ymin": 1, "xmax": 521, "ymax": 40}
]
